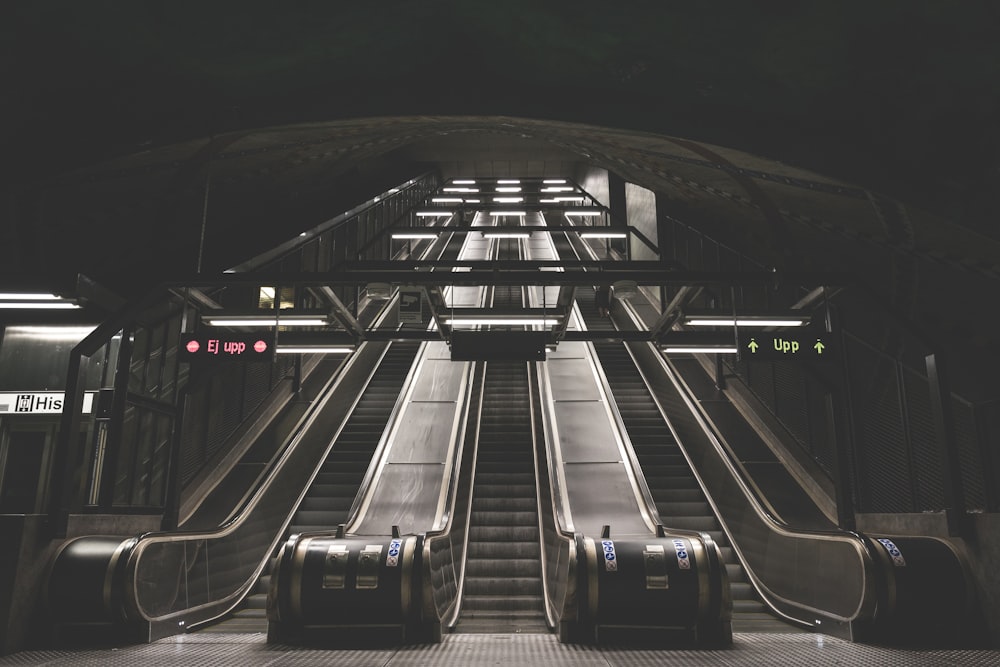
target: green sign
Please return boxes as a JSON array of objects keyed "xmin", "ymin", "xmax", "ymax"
[{"xmin": 738, "ymin": 330, "xmax": 834, "ymax": 361}]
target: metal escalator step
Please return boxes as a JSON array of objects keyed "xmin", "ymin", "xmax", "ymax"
[
  {"xmin": 469, "ymin": 510, "xmax": 540, "ymax": 526},
  {"xmin": 472, "ymin": 483, "xmax": 537, "ymax": 497},
  {"xmin": 725, "ymin": 563, "xmax": 745, "ymax": 581},
  {"xmin": 311, "ymin": 471, "xmax": 365, "ymax": 485},
  {"xmin": 297, "ymin": 496, "xmax": 355, "ymax": 512},
  {"xmin": 730, "ymin": 581, "xmax": 757, "ymax": 601},
  {"xmin": 655, "ymin": 488, "xmax": 707, "ymax": 502},
  {"xmin": 470, "ymin": 497, "xmax": 539, "ymax": 512},
  {"xmin": 475, "ymin": 472, "xmax": 535, "ymax": 485},
  {"xmin": 461, "ymin": 595, "xmax": 544, "ymax": 612},
  {"xmin": 655, "ymin": 500, "xmax": 713, "ymax": 516},
  {"xmin": 464, "ymin": 558, "xmax": 542, "ymax": 578},
  {"xmin": 462, "ymin": 576, "xmax": 542, "ymax": 596},
  {"xmin": 294, "ymin": 509, "xmax": 349, "ymax": 525},
  {"xmin": 466, "ymin": 541, "xmax": 541, "ymax": 559},
  {"xmin": 468, "ymin": 525, "xmax": 540, "ymax": 541}
]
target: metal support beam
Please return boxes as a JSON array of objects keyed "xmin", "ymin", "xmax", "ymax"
[
  {"xmin": 423, "ymin": 285, "xmax": 451, "ymax": 340},
  {"xmin": 317, "ymin": 286, "xmax": 366, "ymax": 339},
  {"xmin": 164, "ymin": 268, "xmax": 850, "ymax": 289},
  {"xmin": 649, "ymin": 285, "xmax": 704, "ymax": 339},
  {"xmin": 549, "ymin": 286, "xmax": 577, "ymax": 343}
]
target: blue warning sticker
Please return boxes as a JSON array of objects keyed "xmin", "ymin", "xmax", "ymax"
[
  {"xmin": 386, "ymin": 538, "xmax": 402, "ymax": 567},
  {"xmin": 877, "ymin": 538, "xmax": 906, "ymax": 567},
  {"xmin": 601, "ymin": 539, "xmax": 618, "ymax": 572},
  {"xmin": 672, "ymin": 539, "xmax": 691, "ymax": 570}
]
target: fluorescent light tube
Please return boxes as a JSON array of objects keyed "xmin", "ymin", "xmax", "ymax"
[{"xmin": 686, "ymin": 318, "xmax": 807, "ymax": 327}]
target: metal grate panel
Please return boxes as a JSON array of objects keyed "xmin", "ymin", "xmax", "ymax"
[{"xmin": 2, "ymin": 632, "xmax": 999, "ymax": 666}]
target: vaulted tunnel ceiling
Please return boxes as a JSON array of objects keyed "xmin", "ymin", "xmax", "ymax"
[{"xmin": 2, "ymin": 4, "xmax": 999, "ymax": 398}]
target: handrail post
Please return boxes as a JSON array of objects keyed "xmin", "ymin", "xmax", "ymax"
[
  {"xmin": 827, "ymin": 393, "xmax": 856, "ymax": 531},
  {"xmin": 925, "ymin": 352, "xmax": 967, "ymax": 536}
]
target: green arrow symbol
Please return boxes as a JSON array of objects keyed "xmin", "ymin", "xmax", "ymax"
[
  {"xmin": 748, "ymin": 338, "xmax": 759, "ymax": 353},
  {"xmin": 814, "ymin": 340, "xmax": 825, "ymax": 355}
]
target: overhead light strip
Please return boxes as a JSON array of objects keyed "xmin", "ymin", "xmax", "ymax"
[
  {"xmin": 685, "ymin": 317, "xmax": 808, "ymax": 327},
  {"xmin": 275, "ymin": 346, "xmax": 355, "ymax": 354},
  {"xmin": 203, "ymin": 315, "xmax": 329, "ymax": 327},
  {"xmin": 0, "ymin": 301, "xmax": 81, "ymax": 310}
]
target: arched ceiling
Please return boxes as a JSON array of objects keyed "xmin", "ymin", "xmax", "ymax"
[{"xmin": 1, "ymin": 5, "xmax": 999, "ymax": 397}]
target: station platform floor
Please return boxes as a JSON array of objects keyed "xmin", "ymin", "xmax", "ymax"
[{"xmin": 2, "ymin": 632, "xmax": 998, "ymax": 666}]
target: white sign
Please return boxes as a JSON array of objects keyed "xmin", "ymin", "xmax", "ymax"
[
  {"xmin": 398, "ymin": 288, "xmax": 423, "ymax": 324},
  {"xmin": 0, "ymin": 392, "xmax": 95, "ymax": 415}
]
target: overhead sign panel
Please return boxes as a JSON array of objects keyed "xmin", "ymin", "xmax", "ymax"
[
  {"xmin": 180, "ymin": 333, "xmax": 274, "ymax": 363},
  {"xmin": 398, "ymin": 288, "xmax": 423, "ymax": 324},
  {"xmin": 738, "ymin": 330, "xmax": 834, "ymax": 361},
  {"xmin": 450, "ymin": 331, "xmax": 547, "ymax": 361},
  {"xmin": 0, "ymin": 392, "xmax": 96, "ymax": 414}
]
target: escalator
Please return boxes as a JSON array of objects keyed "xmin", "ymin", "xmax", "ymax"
[
  {"xmin": 201, "ymin": 226, "xmax": 467, "ymax": 634},
  {"xmin": 456, "ymin": 360, "xmax": 546, "ymax": 633},
  {"xmin": 548, "ymin": 225, "xmax": 789, "ymax": 633},
  {"xmin": 576, "ymin": 287, "xmax": 789, "ymax": 633},
  {"xmin": 204, "ymin": 340, "xmax": 422, "ymax": 632},
  {"xmin": 455, "ymin": 238, "xmax": 547, "ymax": 634}
]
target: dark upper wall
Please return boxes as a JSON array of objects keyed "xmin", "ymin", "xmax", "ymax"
[{"xmin": 3, "ymin": 2, "xmax": 998, "ymax": 238}]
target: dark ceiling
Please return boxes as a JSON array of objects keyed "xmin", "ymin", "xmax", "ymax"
[{"xmin": 3, "ymin": 2, "xmax": 998, "ymax": 236}]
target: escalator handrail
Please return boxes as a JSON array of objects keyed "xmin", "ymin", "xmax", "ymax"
[
  {"xmin": 120, "ymin": 336, "xmax": 397, "ymax": 626},
  {"xmin": 343, "ymin": 224, "xmax": 471, "ymax": 532},
  {"xmin": 530, "ymin": 360, "xmax": 579, "ymax": 630},
  {"xmin": 617, "ymin": 298, "xmax": 880, "ymax": 626},
  {"xmin": 423, "ymin": 215, "xmax": 535, "ymax": 628},
  {"xmin": 419, "ymin": 361, "xmax": 483, "ymax": 628},
  {"xmin": 115, "ymin": 286, "xmax": 417, "ymax": 628},
  {"xmin": 115, "ymin": 216, "xmax": 468, "ymax": 628},
  {"xmin": 545, "ymin": 215, "xmax": 662, "ymax": 536}
]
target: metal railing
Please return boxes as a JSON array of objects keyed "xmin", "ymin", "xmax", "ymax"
[{"xmin": 655, "ymin": 214, "xmax": 998, "ymax": 518}]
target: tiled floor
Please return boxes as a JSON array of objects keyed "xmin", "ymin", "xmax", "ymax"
[{"xmin": 2, "ymin": 632, "xmax": 998, "ymax": 667}]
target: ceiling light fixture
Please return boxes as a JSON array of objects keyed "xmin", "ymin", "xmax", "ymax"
[
  {"xmin": 391, "ymin": 232, "xmax": 440, "ymax": 239},
  {"xmin": 579, "ymin": 231, "xmax": 627, "ymax": 239},
  {"xmin": 482, "ymin": 231, "xmax": 531, "ymax": 239},
  {"xmin": 275, "ymin": 345, "xmax": 355, "ymax": 354},
  {"xmin": 661, "ymin": 345, "xmax": 739, "ymax": 354},
  {"xmin": 684, "ymin": 315, "xmax": 809, "ymax": 327},
  {"xmin": 203, "ymin": 314, "xmax": 329, "ymax": 327}
]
